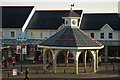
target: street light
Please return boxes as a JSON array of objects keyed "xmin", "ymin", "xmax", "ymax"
[{"xmin": 17, "ymin": 37, "xmax": 27, "ymax": 74}]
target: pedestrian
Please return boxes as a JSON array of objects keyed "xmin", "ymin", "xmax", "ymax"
[
  {"xmin": 24, "ymin": 68, "xmax": 29, "ymax": 80},
  {"xmin": 33, "ymin": 58, "xmax": 35, "ymax": 64},
  {"xmin": 47, "ymin": 62, "xmax": 53, "ymax": 70},
  {"xmin": 88, "ymin": 58, "xmax": 92, "ymax": 68},
  {"xmin": 4, "ymin": 59, "xmax": 7, "ymax": 68},
  {"xmin": 111, "ymin": 57, "xmax": 115, "ymax": 65},
  {"xmin": 12, "ymin": 57, "xmax": 16, "ymax": 66},
  {"xmin": 12, "ymin": 61, "xmax": 15, "ymax": 66},
  {"xmin": 6, "ymin": 59, "xmax": 9, "ymax": 68},
  {"xmin": 98, "ymin": 56, "xmax": 102, "ymax": 66}
]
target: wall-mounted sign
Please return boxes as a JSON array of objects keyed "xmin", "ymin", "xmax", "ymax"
[
  {"xmin": 22, "ymin": 45, "xmax": 27, "ymax": 54},
  {"xmin": 16, "ymin": 45, "xmax": 21, "ymax": 54}
]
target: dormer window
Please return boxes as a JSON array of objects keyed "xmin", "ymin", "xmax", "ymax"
[
  {"xmin": 100, "ymin": 33, "xmax": 104, "ymax": 39},
  {"xmin": 109, "ymin": 33, "xmax": 113, "ymax": 39}
]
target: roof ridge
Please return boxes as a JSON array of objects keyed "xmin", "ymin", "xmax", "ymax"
[{"xmin": 0, "ymin": 6, "xmax": 34, "ymax": 8}]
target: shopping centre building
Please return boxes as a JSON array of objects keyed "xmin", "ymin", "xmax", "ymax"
[{"xmin": 1, "ymin": 6, "xmax": 120, "ymax": 62}]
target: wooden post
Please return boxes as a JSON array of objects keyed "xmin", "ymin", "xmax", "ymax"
[
  {"xmin": 83, "ymin": 51, "xmax": 87, "ymax": 68},
  {"xmin": 75, "ymin": 60, "xmax": 78, "ymax": 74},
  {"xmin": 105, "ymin": 46, "xmax": 108, "ymax": 62},
  {"xmin": 96, "ymin": 50, "xmax": 99, "ymax": 71}
]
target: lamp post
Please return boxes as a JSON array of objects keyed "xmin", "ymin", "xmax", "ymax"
[{"xmin": 17, "ymin": 37, "xmax": 27, "ymax": 74}]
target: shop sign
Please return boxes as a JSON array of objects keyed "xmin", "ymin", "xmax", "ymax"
[
  {"xmin": 22, "ymin": 45, "xmax": 27, "ymax": 54},
  {"xmin": 16, "ymin": 46, "xmax": 21, "ymax": 54},
  {"xmin": 13, "ymin": 69, "xmax": 18, "ymax": 76}
]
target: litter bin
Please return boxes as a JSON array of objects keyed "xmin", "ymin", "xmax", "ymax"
[{"xmin": 13, "ymin": 69, "xmax": 18, "ymax": 76}]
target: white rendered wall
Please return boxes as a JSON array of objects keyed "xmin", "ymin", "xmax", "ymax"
[
  {"xmin": 27, "ymin": 29, "xmax": 56, "ymax": 39},
  {"xmin": 82, "ymin": 24, "xmax": 119, "ymax": 41},
  {"xmin": 2, "ymin": 28, "xmax": 22, "ymax": 39}
]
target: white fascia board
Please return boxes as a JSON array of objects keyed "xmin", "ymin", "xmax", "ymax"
[
  {"xmin": 38, "ymin": 45, "xmax": 104, "ymax": 50},
  {"xmin": 100, "ymin": 24, "xmax": 113, "ymax": 31},
  {"xmin": 22, "ymin": 7, "xmax": 35, "ymax": 32},
  {"xmin": 79, "ymin": 11, "xmax": 83, "ymax": 27}
]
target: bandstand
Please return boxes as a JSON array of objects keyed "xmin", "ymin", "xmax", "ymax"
[{"xmin": 38, "ymin": 9, "xmax": 104, "ymax": 74}]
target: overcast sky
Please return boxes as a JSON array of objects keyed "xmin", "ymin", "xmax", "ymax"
[{"xmin": 1, "ymin": 0, "xmax": 120, "ymax": 13}]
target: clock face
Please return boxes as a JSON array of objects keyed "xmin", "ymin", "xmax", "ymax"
[
  {"xmin": 72, "ymin": 20, "xmax": 76, "ymax": 25},
  {"xmin": 66, "ymin": 20, "xmax": 68, "ymax": 25}
]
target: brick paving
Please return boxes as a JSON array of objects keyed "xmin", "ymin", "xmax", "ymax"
[{"xmin": 1, "ymin": 61, "xmax": 120, "ymax": 80}]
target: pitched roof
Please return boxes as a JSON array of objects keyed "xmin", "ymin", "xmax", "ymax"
[
  {"xmin": 40, "ymin": 26, "xmax": 103, "ymax": 48},
  {"xmin": 1, "ymin": 6, "xmax": 34, "ymax": 28},
  {"xmin": 80, "ymin": 13, "xmax": 120, "ymax": 30},
  {"xmin": 27, "ymin": 10, "xmax": 82, "ymax": 30},
  {"xmin": 62, "ymin": 10, "xmax": 81, "ymax": 17}
]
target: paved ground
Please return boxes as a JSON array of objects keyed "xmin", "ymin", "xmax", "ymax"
[{"xmin": 1, "ymin": 61, "xmax": 120, "ymax": 80}]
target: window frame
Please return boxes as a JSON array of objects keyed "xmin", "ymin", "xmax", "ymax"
[
  {"xmin": 30, "ymin": 32, "xmax": 34, "ymax": 38},
  {"xmin": 10, "ymin": 30, "xmax": 16, "ymax": 38},
  {"xmin": 109, "ymin": 33, "xmax": 113, "ymax": 39},
  {"xmin": 90, "ymin": 33, "xmax": 94, "ymax": 38},
  {"xmin": 40, "ymin": 32, "xmax": 44, "ymax": 38},
  {"xmin": 100, "ymin": 33, "xmax": 104, "ymax": 39},
  {"xmin": 0, "ymin": 30, "xmax": 3, "ymax": 38}
]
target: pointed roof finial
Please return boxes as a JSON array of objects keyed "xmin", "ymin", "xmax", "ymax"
[{"xmin": 71, "ymin": 3, "xmax": 74, "ymax": 11}]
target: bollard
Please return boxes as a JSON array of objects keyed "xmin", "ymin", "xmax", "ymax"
[
  {"xmin": 113, "ymin": 65, "xmax": 114, "ymax": 71},
  {"xmin": 18, "ymin": 71, "xmax": 19, "ymax": 76},
  {"xmin": 58, "ymin": 63, "xmax": 59, "ymax": 67},
  {"xmin": 106, "ymin": 66, "xmax": 107, "ymax": 71},
  {"xmin": 36, "ymin": 70, "xmax": 38, "ymax": 74},
  {"xmin": 8, "ymin": 73, "xmax": 9, "ymax": 77},
  {"xmin": 20, "ymin": 66, "xmax": 23, "ymax": 73},
  {"xmin": 44, "ymin": 69, "xmax": 45, "ymax": 74},
  {"xmin": 84, "ymin": 67, "xmax": 86, "ymax": 73},
  {"xmin": 64, "ymin": 69, "xmax": 66, "ymax": 73}
]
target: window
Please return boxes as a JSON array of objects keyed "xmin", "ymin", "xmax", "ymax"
[
  {"xmin": 66, "ymin": 20, "xmax": 68, "ymax": 25},
  {"xmin": 72, "ymin": 20, "xmax": 76, "ymax": 25},
  {"xmin": 40, "ymin": 33, "xmax": 44, "ymax": 38},
  {"xmin": 0, "ymin": 31, "xmax": 3, "ymax": 38},
  {"xmin": 100, "ymin": 33, "xmax": 104, "ymax": 39},
  {"xmin": 10, "ymin": 31, "xmax": 15, "ymax": 37},
  {"xmin": 90, "ymin": 33, "xmax": 94, "ymax": 38},
  {"xmin": 30, "ymin": 32, "xmax": 34, "ymax": 38},
  {"xmin": 109, "ymin": 33, "xmax": 113, "ymax": 39}
]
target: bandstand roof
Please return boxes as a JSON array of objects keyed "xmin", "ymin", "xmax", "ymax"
[
  {"xmin": 39, "ymin": 10, "xmax": 104, "ymax": 50},
  {"xmin": 39, "ymin": 26, "xmax": 104, "ymax": 49},
  {"xmin": 62, "ymin": 10, "xmax": 80, "ymax": 17}
]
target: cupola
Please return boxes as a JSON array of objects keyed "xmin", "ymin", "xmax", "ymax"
[{"xmin": 62, "ymin": 5, "xmax": 81, "ymax": 28}]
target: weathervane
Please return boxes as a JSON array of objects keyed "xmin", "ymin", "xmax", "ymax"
[{"xmin": 71, "ymin": 3, "xmax": 74, "ymax": 11}]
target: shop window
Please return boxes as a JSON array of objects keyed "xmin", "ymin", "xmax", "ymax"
[
  {"xmin": 90, "ymin": 33, "xmax": 94, "ymax": 38},
  {"xmin": 100, "ymin": 33, "xmax": 104, "ymax": 39},
  {"xmin": 109, "ymin": 33, "xmax": 113, "ymax": 39}
]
